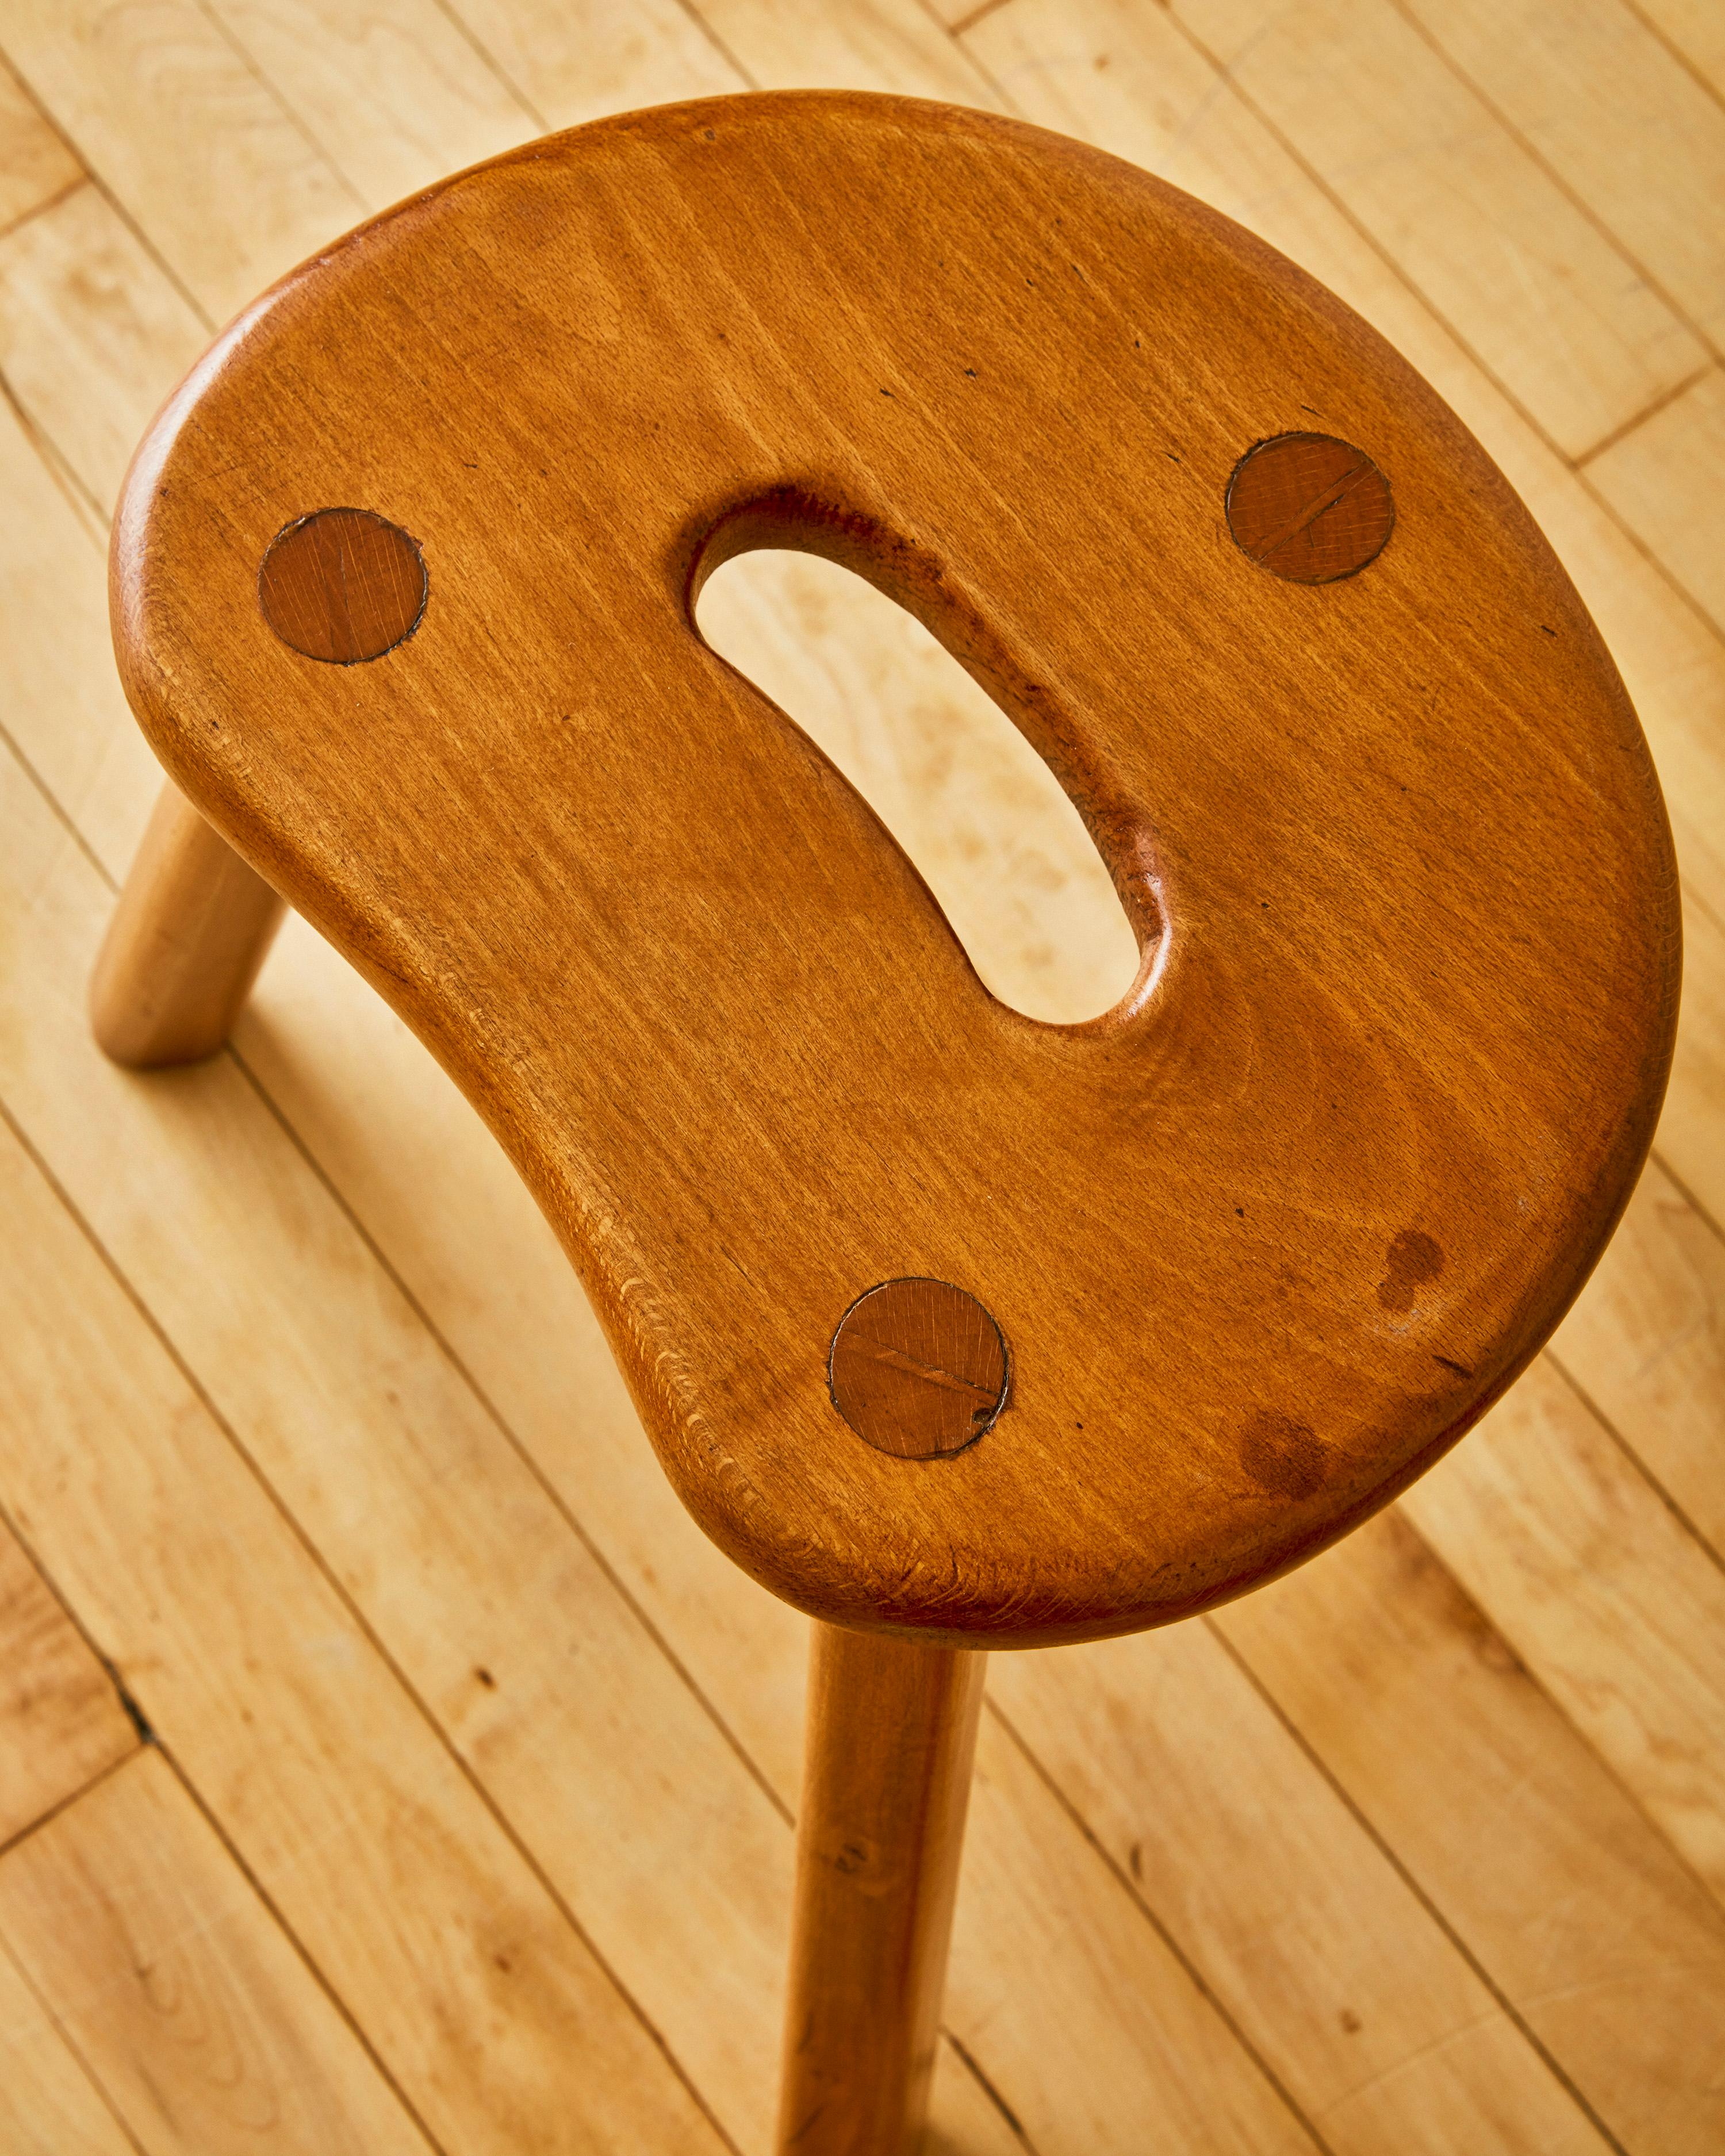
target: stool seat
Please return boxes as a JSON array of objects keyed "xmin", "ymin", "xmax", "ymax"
[{"xmin": 109, "ymin": 89, "xmax": 1678, "ymax": 1648}]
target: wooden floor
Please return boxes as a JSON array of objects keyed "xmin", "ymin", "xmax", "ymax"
[{"xmin": 1, "ymin": 2, "xmax": 1723, "ymax": 2151}]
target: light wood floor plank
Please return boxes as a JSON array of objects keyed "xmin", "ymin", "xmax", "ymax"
[
  {"xmin": 202, "ymin": 0, "xmax": 536, "ymax": 213},
  {"xmin": 1622, "ymin": 0, "xmax": 1725, "ymax": 102},
  {"xmin": 950, "ymin": 1720, "xmax": 1312, "ymax": 2156},
  {"xmin": 0, "ymin": 183, "xmax": 204, "ymax": 516},
  {"xmin": 0, "ymin": 1934, "xmax": 140, "ymax": 2156},
  {"xmin": 1659, "ymin": 891, "xmax": 1725, "ymax": 1235},
  {"xmin": 434, "ymin": 0, "xmax": 743, "ymax": 128},
  {"xmin": 683, "ymin": 0, "xmax": 1007, "ymax": 103},
  {"xmin": 1398, "ymin": 0, "xmax": 1725, "ymax": 352},
  {"xmin": 0, "ymin": 1525, "xmax": 135, "ymax": 1850},
  {"xmin": 1401, "ymin": 1357, "xmax": 1725, "ymax": 1910},
  {"xmin": 0, "ymin": 0, "xmax": 361, "ymax": 323},
  {"xmin": 1552, "ymin": 1157, "xmax": 1725, "ymax": 1564},
  {"xmin": 0, "ymin": 1748, "xmax": 433, "ymax": 2155},
  {"xmin": 1587, "ymin": 363, "xmax": 1725, "ymax": 638},
  {"xmin": 1148, "ymin": 0, "xmax": 1704, "ymax": 458},
  {"xmin": 990, "ymin": 1623, "xmax": 1611, "ymax": 2155},
  {"xmin": 1220, "ymin": 1507, "xmax": 1725, "ymax": 2156},
  {"xmin": 0, "ymin": 1078, "xmax": 727, "ymax": 2155},
  {"xmin": 0, "ymin": 51, "xmax": 79, "ymax": 234},
  {"xmin": 0, "ymin": 391, "xmax": 160, "ymax": 862}
]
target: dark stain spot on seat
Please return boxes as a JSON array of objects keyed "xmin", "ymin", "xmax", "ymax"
[
  {"xmin": 1379, "ymin": 1229, "xmax": 1443, "ymax": 1314},
  {"xmin": 1240, "ymin": 1411, "xmax": 1326, "ymax": 1500}
]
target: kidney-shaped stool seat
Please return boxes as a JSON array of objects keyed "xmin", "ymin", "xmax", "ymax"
[{"xmin": 94, "ymin": 90, "xmax": 1679, "ymax": 2155}]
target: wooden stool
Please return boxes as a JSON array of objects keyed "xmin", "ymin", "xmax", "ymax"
[{"xmin": 90, "ymin": 91, "xmax": 1678, "ymax": 2156}]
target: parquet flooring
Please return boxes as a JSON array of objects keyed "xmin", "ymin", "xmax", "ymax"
[{"xmin": 0, "ymin": 3, "xmax": 1720, "ymax": 2150}]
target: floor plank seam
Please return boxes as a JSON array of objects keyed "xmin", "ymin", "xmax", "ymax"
[
  {"xmin": 668, "ymin": 0, "xmax": 758, "ymax": 95},
  {"xmin": 1575, "ymin": 363, "xmax": 1718, "ymax": 469},
  {"xmin": 0, "ymin": 1925, "xmax": 150, "ymax": 2156},
  {"xmin": 0, "ymin": 170, "xmax": 86, "ymax": 250},
  {"xmin": 0, "ymin": 367, "xmax": 105, "ymax": 538},
  {"xmin": 941, "ymin": 2029, "xmax": 1040, "ymax": 2151},
  {"xmin": 1544, "ymin": 1349, "xmax": 1725, "ymax": 1585},
  {"xmin": 1613, "ymin": 0, "xmax": 1725, "ymax": 120},
  {"xmin": 949, "ymin": 0, "xmax": 1016, "ymax": 37},
  {"xmin": 1648, "ymin": 1140, "xmax": 1725, "ymax": 1253},
  {"xmin": 1570, "ymin": 447, "xmax": 1725, "ymax": 648},
  {"xmin": 934, "ymin": 3, "xmax": 1022, "ymax": 119},
  {"xmin": 1203, "ymin": 1612, "xmax": 1636, "ymax": 2156},
  {"xmin": 144, "ymin": 1742, "xmax": 451, "ymax": 2156},
  {"xmin": 0, "ymin": 1748, "xmax": 137, "ymax": 1867},
  {"xmin": 422, "ymin": 0, "xmax": 551, "ymax": 132},
  {"xmin": 979, "ymin": 1694, "xmax": 1340, "ymax": 2156}
]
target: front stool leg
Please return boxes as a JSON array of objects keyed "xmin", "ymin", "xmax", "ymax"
[
  {"xmin": 91, "ymin": 780, "xmax": 286, "ymax": 1068},
  {"xmin": 779, "ymin": 1622, "xmax": 986, "ymax": 2155}
]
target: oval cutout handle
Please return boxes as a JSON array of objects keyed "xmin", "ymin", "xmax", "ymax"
[{"xmin": 697, "ymin": 547, "xmax": 1141, "ymax": 1025}]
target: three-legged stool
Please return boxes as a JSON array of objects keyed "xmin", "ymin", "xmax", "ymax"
[{"xmin": 90, "ymin": 90, "xmax": 1678, "ymax": 2155}]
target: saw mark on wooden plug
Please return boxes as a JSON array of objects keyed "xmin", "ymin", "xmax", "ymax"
[
  {"xmin": 1226, "ymin": 432, "xmax": 1393, "ymax": 582},
  {"xmin": 829, "ymin": 1278, "xmax": 1009, "ymax": 1460}
]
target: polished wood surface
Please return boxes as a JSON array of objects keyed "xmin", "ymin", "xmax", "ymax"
[
  {"xmin": 106, "ymin": 90, "xmax": 1676, "ymax": 1650},
  {"xmin": 2, "ymin": 3, "xmax": 1723, "ymax": 2150},
  {"xmin": 779, "ymin": 1627, "xmax": 984, "ymax": 2152}
]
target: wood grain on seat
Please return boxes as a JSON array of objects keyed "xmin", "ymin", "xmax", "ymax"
[{"xmin": 108, "ymin": 91, "xmax": 1679, "ymax": 1645}]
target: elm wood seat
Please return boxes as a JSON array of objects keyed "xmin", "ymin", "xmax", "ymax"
[{"xmin": 91, "ymin": 90, "xmax": 1679, "ymax": 2155}]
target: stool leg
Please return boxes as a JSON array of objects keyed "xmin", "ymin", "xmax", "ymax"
[
  {"xmin": 778, "ymin": 1622, "xmax": 986, "ymax": 2155},
  {"xmin": 90, "ymin": 780, "xmax": 285, "ymax": 1068}
]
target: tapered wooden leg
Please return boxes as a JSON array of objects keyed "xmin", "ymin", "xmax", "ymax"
[
  {"xmin": 778, "ymin": 1623, "xmax": 986, "ymax": 2155},
  {"xmin": 90, "ymin": 781, "xmax": 286, "ymax": 1068}
]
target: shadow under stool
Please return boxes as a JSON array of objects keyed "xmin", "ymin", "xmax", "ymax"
[{"xmin": 88, "ymin": 89, "xmax": 1679, "ymax": 2156}]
